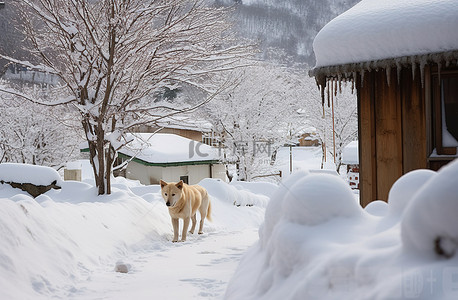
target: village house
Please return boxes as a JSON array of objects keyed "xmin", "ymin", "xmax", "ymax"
[
  {"xmin": 132, "ymin": 115, "xmax": 220, "ymax": 146},
  {"xmin": 310, "ymin": 0, "xmax": 458, "ymax": 206},
  {"xmin": 81, "ymin": 133, "xmax": 226, "ymax": 185},
  {"xmin": 298, "ymin": 127, "xmax": 320, "ymax": 147}
]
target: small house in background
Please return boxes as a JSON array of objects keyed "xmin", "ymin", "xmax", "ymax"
[
  {"xmin": 298, "ymin": 127, "xmax": 320, "ymax": 147},
  {"xmin": 82, "ymin": 133, "xmax": 226, "ymax": 186},
  {"xmin": 310, "ymin": 0, "xmax": 458, "ymax": 206},
  {"xmin": 342, "ymin": 141, "xmax": 359, "ymax": 189},
  {"xmin": 133, "ymin": 115, "xmax": 217, "ymax": 145}
]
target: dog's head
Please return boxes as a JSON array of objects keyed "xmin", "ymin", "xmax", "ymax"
[{"xmin": 160, "ymin": 180, "xmax": 184, "ymax": 207}]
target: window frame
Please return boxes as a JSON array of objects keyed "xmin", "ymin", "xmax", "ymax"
[{"xmin": 431, "ymin": 69, "xmax": 458, "ymax": 156}]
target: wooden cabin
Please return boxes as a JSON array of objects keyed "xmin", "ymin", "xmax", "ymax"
[{"xmin": 310, "ymin": 0, "xmax": 458, "ymax": 206}]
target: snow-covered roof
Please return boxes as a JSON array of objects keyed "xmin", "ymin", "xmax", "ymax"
[
  {"xmin": 119, "ymin": 133, "xmax": 220, "ymax": 166},
  {"xmin": 342, "ymin": 141, "xmax": 359, "ymax": 165},
  {"xmin": 156, "ymin": 116, "xmax": 213, "ymax": 133},
  {"xmin": 311, "ymin": 0, "xmax": 458, "ymax": 76}
]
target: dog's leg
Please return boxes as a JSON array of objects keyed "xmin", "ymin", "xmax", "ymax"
[
  {"xmin": 171, "ymin": 218, "xmax": 179, "ymax": 242},
  {"xmin": 198, "ymin": 204, "xmax": 207, "ymax": 234},
  {"xmin": 198, "ymin": 218, "xmax": 205, "ymax": 234},
  {"xmin": 198, "ymin": 210, "xmax": 206, "ymax": 234},
  {"xmin": 181, "ymin": 217, "xmax": 190, "ymax": 242},
  {"xmin": 189, "ymin": 214, "xmax": 197, "ymax": 234}
]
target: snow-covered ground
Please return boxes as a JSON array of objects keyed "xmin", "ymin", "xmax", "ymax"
[
  {"xmin": 275, "ymin": 146, "xmax": 324, "ymax": 175},
  {"xmin": 0, "ymin": 168, "xmax": 274, "ymax": 300},
  {"xmin": 4, "ymin": 154, "xmax": 456, "ymax": 300},
  {"xmin": 227, "ymin": 160, "xmax": 458, "ymax": 300}
]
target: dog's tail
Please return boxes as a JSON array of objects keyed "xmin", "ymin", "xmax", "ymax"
[{"xmin": 206, "ymin": 196, "xmax": 212, "ymax": 222}]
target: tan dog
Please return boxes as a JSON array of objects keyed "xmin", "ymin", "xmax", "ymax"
[{"xmin": 160, "ymin": 180, "xmax": 212, "ymax": 242}]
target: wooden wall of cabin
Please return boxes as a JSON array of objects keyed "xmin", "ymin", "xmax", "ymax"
[{"xmin": 357, "ymin": 68, "xmax": 427, "ymax": 207}]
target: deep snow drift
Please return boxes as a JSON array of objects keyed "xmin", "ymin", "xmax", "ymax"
[
  {"xmin": 226, "ymin": 160, "xmax": 458, "ymax": 300},
  {"xmin": 0, "ymin": 168, "xmax": 273, "ymax": 300}
]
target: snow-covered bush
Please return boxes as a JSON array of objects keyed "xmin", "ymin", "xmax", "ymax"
[
  {"xmin": 0, "ymin": 163, "xmax": 63, "ymax": 197},
  {"xmin": 401, "ymin": 160, "xmax": 458, "ymax": 258},
  {"xmin": 0, "ymin": 163, "xmax": 62, "ymax": 186}
]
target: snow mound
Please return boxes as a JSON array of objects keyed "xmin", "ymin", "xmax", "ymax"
[
  {"xmin": 388, "ymin": 169, "xmax": 436, "ymax": 216},
  {"xmin": 229, "ymin": 181, "xmax": 278, "ymax": 199},
  {"xmin": 227, "ymin": 159, "xmax": 458, "ymax": 300},
  {"xmin": 313, "ymin": 0, "xmax": 458, "ymax": 68},
  {"xmin": 200, "ymin": 178, "xmax": 270, "ymax": 208},
  {"xmin": 282, "ymin": 173, "xmax": 361, "ymax": 226},
  {"xmin": 261, "ymin": 170, "xmax": 310, "ymax": 245},
  {"xmin": 364, "ymin": 200, "xmax": 388, "ymax": 217},
  {"xmin": 0, "ymin": 163, "xmax": 62, "ymax": 186},
  {"xmin": 401, "ymin": 160, "xmax": 458, "ymax": 258}
]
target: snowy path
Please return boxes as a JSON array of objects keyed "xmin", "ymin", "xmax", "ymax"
[{"xmin": 72, "ymin": 228, "xmax": 259, "ymax": 300}]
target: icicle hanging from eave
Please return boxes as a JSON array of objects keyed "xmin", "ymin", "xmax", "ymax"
[
  {"xmin": 316, "ymin": 74, "xmax": 355, "ymax": 111},
  {"xmin": 309, "ymin": 50, "xmax": 458, "ymax": 95}
]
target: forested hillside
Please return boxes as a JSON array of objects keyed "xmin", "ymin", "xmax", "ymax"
[{"xmin": 214, "ymin": 0, "xmax": 360, "ymax": 65}]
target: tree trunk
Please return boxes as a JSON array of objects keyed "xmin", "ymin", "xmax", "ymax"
[
  {"xmin": 96, "ymin": 127, "xmax": 106, "ymax": 195},
  {"xmin": 83, "ymin": 117, "xmax": 109, "ymax": 196}
]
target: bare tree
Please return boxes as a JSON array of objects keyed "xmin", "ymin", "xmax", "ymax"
[{"xmin": 2, "ymin": 0, "xmax": 252, "ymax": 194}]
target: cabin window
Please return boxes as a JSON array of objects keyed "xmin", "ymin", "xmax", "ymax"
[
  {"xmin": 180, "ymin": 176, "xmax": 189, "ymax": 184},
  {"xmin": 432, "ymin": 71, "xmax": 458, "ymax": 156}
]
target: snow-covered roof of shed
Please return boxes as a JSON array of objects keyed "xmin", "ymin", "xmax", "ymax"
[
  {"xmin": 311, "ymin": 0, "xmax": 458, "ymax": 77},
  {"xmin": 156, "ymin": 116, "xmax": 213, "ymax": 133}
]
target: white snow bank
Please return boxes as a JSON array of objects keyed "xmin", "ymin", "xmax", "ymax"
[
  {"xmin": 200, "ymin": 178, "xmax": 271, "ymax": 208},
  {"xmin": 313, "ymin": 0, "xmax": 458, "ymax": 68},
  {"xmin": 274, "ymin": 146, "xmax": 324, "ymax": 177},
  {"xmin": 229, "ymin": 180, "xmax": 278, "ymax": 199},
  {"xmin": 0, "ymin": 174, "xmax": 269, "ymax": 299},
  {"xmin": 0, "ymin": 163, "xmax": 62, "ymax": 186},
  {"xmin": 226, "ymin": 159, "xmax": 458, "ymax": 300}
]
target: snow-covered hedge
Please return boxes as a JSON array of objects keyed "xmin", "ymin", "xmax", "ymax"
[{"xmin": 226, "ymin": 160, "xmax": 458, "ymax": 300}]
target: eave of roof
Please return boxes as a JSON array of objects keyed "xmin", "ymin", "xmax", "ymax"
[
  {"xmin": 117, "ymin": 153, "xmax": 220, "ymax": 167},
  {"xmin": 80, "ymin": 148, "xmax": 220, "ymax": 167},
  {"xmin": 309, "ymin": 50, "xmax": 458, "ymax": 80}
]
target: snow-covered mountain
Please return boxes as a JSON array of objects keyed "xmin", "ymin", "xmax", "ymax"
[
  {"xmin": 214, "ymin": 0, "xmax": 361, "ymax": 65},
  {"xmin": 0, "ymin": 0, "xmax": 359, "ymax": 69}
]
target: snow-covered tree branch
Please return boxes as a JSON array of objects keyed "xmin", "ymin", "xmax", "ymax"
[
  {"xmin": 0, "ymin": 82, "xmax": 82, "ymax": 168},
  {"xmin": 201, "ymin": 59, "xmax": 309, "ymax": 181},
  {"xmin": 6, "ymin": 0, "xmax": 254, "ymax": 194}
]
